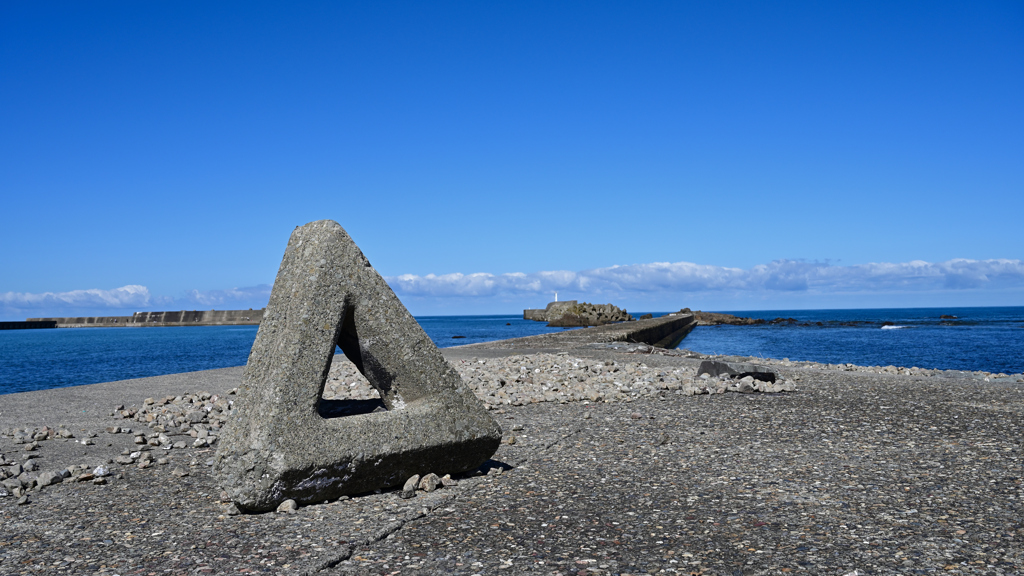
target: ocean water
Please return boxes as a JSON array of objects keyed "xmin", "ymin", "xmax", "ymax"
[
  {"xmin": 1, "ymin": 307, "xmax": 1021, "ymax": 395},
  {"xmin": 677, "ymin": 307, "xmax": 1024, "ymax": 375},
  {"xmin": 0, "ymin": 316, "xmax": 569, "ymax": 395}
]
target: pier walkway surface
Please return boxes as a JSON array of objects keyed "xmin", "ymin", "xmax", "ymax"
[{"xmin": 1, "ymin": 326, "xmax": 1022, "ymax": 575}]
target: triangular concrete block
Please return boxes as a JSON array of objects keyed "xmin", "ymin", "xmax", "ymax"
[{"xmin": 214, "ymin": 220, "xmax": 502, "ymax": 512}]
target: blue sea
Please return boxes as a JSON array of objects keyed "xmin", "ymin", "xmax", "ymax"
[
  {"xmin": 1, "ymin": 307, "xmax": 1021, "ymax": 395},
  {"xmin": 678, "ymin": 307, "xmax": 1024, "ymax": 375}
]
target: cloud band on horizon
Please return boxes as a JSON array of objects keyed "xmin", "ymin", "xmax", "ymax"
[
  {"xmin": 387, "ymin": 258, "xmax": 1024, "ymax": 298},
  {"xmin": 2, "ymin": 258, "xmax": 1022, "ymax": 318},
  {"xmin": 0, "ymin": 284, "xmax": 152, "ymax": 313}
]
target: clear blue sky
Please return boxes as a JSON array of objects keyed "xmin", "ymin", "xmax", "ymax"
[{"xmin": 2, "ymin": 1, "xmax": 1022, "ymax": 318}]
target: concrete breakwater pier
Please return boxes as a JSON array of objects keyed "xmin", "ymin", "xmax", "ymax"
[
  {"xmin": 21, "ymin": 308, "xmax": 265, "ymax": 329},
  {"xmin": 488, "ymin": 311, "xmax": 698, "ymax": 350},
  {"xmin": 2, "ymin": 316, "xmax": 1021, "ymax": 574}
]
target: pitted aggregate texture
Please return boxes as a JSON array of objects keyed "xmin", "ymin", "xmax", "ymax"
[
  {"xmin": 213, "ymin": 220, "xmax": 501, "ymax": 510},
  {"xmin": 325, "ymin": 373, "xmax": 1024, "ymax": 575},
  {"xmin": 1, "ymin": 349, "xmax": 1022, "ymax": 575}
]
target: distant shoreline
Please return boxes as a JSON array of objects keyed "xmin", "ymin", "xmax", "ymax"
[{"xmin": 6, "ymin": 308, "xmax": 265, "ymax": 330}]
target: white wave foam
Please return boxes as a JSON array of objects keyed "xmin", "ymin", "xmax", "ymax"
[{"xmin": 881, "ymin": 325, "xmax": 909, "ymax": 330}]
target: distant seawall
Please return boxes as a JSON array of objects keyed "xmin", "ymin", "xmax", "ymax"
[
  {"xmin": 0, "ymin": 321, "xmax": 58, "ymax": 331},
  {"xmin": 27, "ymin": 309, "xmax": 264, "ymax": 328}
]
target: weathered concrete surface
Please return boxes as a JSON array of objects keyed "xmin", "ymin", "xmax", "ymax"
[
  {"xmin": 523, "ymin": 300, "xmax": 577, "ymax": 322},
  {"xmin": 461, "ymin": 312, "xmax": 697, "ymax": 351},
  {"xmin": 2, "ymin": 347, "xmax": 1022, "ymax": 575},
  {"xmin": 214, "ymin": 220, "xmax": 501, "ymax": 512},
  {"xmin": 523, "ymin": 308, "xmax": 547, "ymax": 321}
]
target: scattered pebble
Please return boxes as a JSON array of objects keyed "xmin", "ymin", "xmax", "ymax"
[
  {"xmin": 276, "ymin": 499, "xmax": 298, "ymax": 513},
  {"xmin": 321, "ymin": 353, "xmax": 799, "ymax": 410},
  {"xmin": 400, "ymin": 475, "xmax": 420, "ymax": 499},
  {"xmin": 418, "ymin": 473, "xmax": 441, "ymax": 492}
]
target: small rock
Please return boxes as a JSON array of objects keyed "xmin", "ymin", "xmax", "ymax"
[
  {"xmin": 441, "ymin": 474, "xmax": 458, "ymax": 487},
  {"xmin": 17, "ymin": 495, "xmax": 30, "ymax": 505},
  {"xmin": 92, "ymin": 477, "xmax": 107, "ymax": 485},
  {"xmin": 276, "ymin": 499, "xmax": 298, "ymax": 513},
  {"xmin": 419, "ymin": 473, "xmax": 441, "ymax": 492},
  {"xmin": 507, "ymin": 435, "xmax": 516, "ymax": 445},
  {"xmin": 105, "ymin": 426, "xmax": 121, "ymax": 434},
  {"xmin": 400, "ymin": 474, "xmax": 420, "ymax": 499},
  {"xmin": 36, "ymin": 471, "xmax": 62, "ymax": 487},
  {"xmin": 170, "ymin": 467, "xmax": 189, "ymax": 477}
]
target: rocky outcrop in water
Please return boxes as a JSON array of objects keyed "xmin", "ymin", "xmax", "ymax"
[
  {"xmin": 546, "ymin": 302, "xmax": 634, "ymax": 327},
  {"xmin": 680, "ymin": 308, "xmax": 798, "ymax": 326},
  {"xmin": 524, "ymin": 301, "xmax": 635, "ymax": 326}
]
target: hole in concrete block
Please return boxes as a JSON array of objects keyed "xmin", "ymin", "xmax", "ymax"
[
  {"xmin": 317, "ymin": 349, "xmax": 383, "ymax": 418},
  {"xmin": 317, "ymin": 305, "xmax": 391, "ymax": 419}
]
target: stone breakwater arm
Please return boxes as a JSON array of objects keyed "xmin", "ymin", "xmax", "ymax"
[{"xmin": 460, "ymin": 312, "xmax": 697, "ymax": 350}]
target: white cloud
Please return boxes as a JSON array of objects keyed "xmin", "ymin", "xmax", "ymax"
[
  {"xmin": 0, "ymin": 284, "xmax": 273, "ymax": 319},
  {"xmin": 5, "ymin": 259, "xmax": 1022, "ymax": 320},
  {"xmin": 386, "ymin": 258, "xmax": 1024, "ymax": 299},
  {"xmin": 0, "ymin": 285, "xmax": 151, "ymax": 313},
  {"xmin": 179, "ymin": 284, "xmax": 273, "ymax": 307}
]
